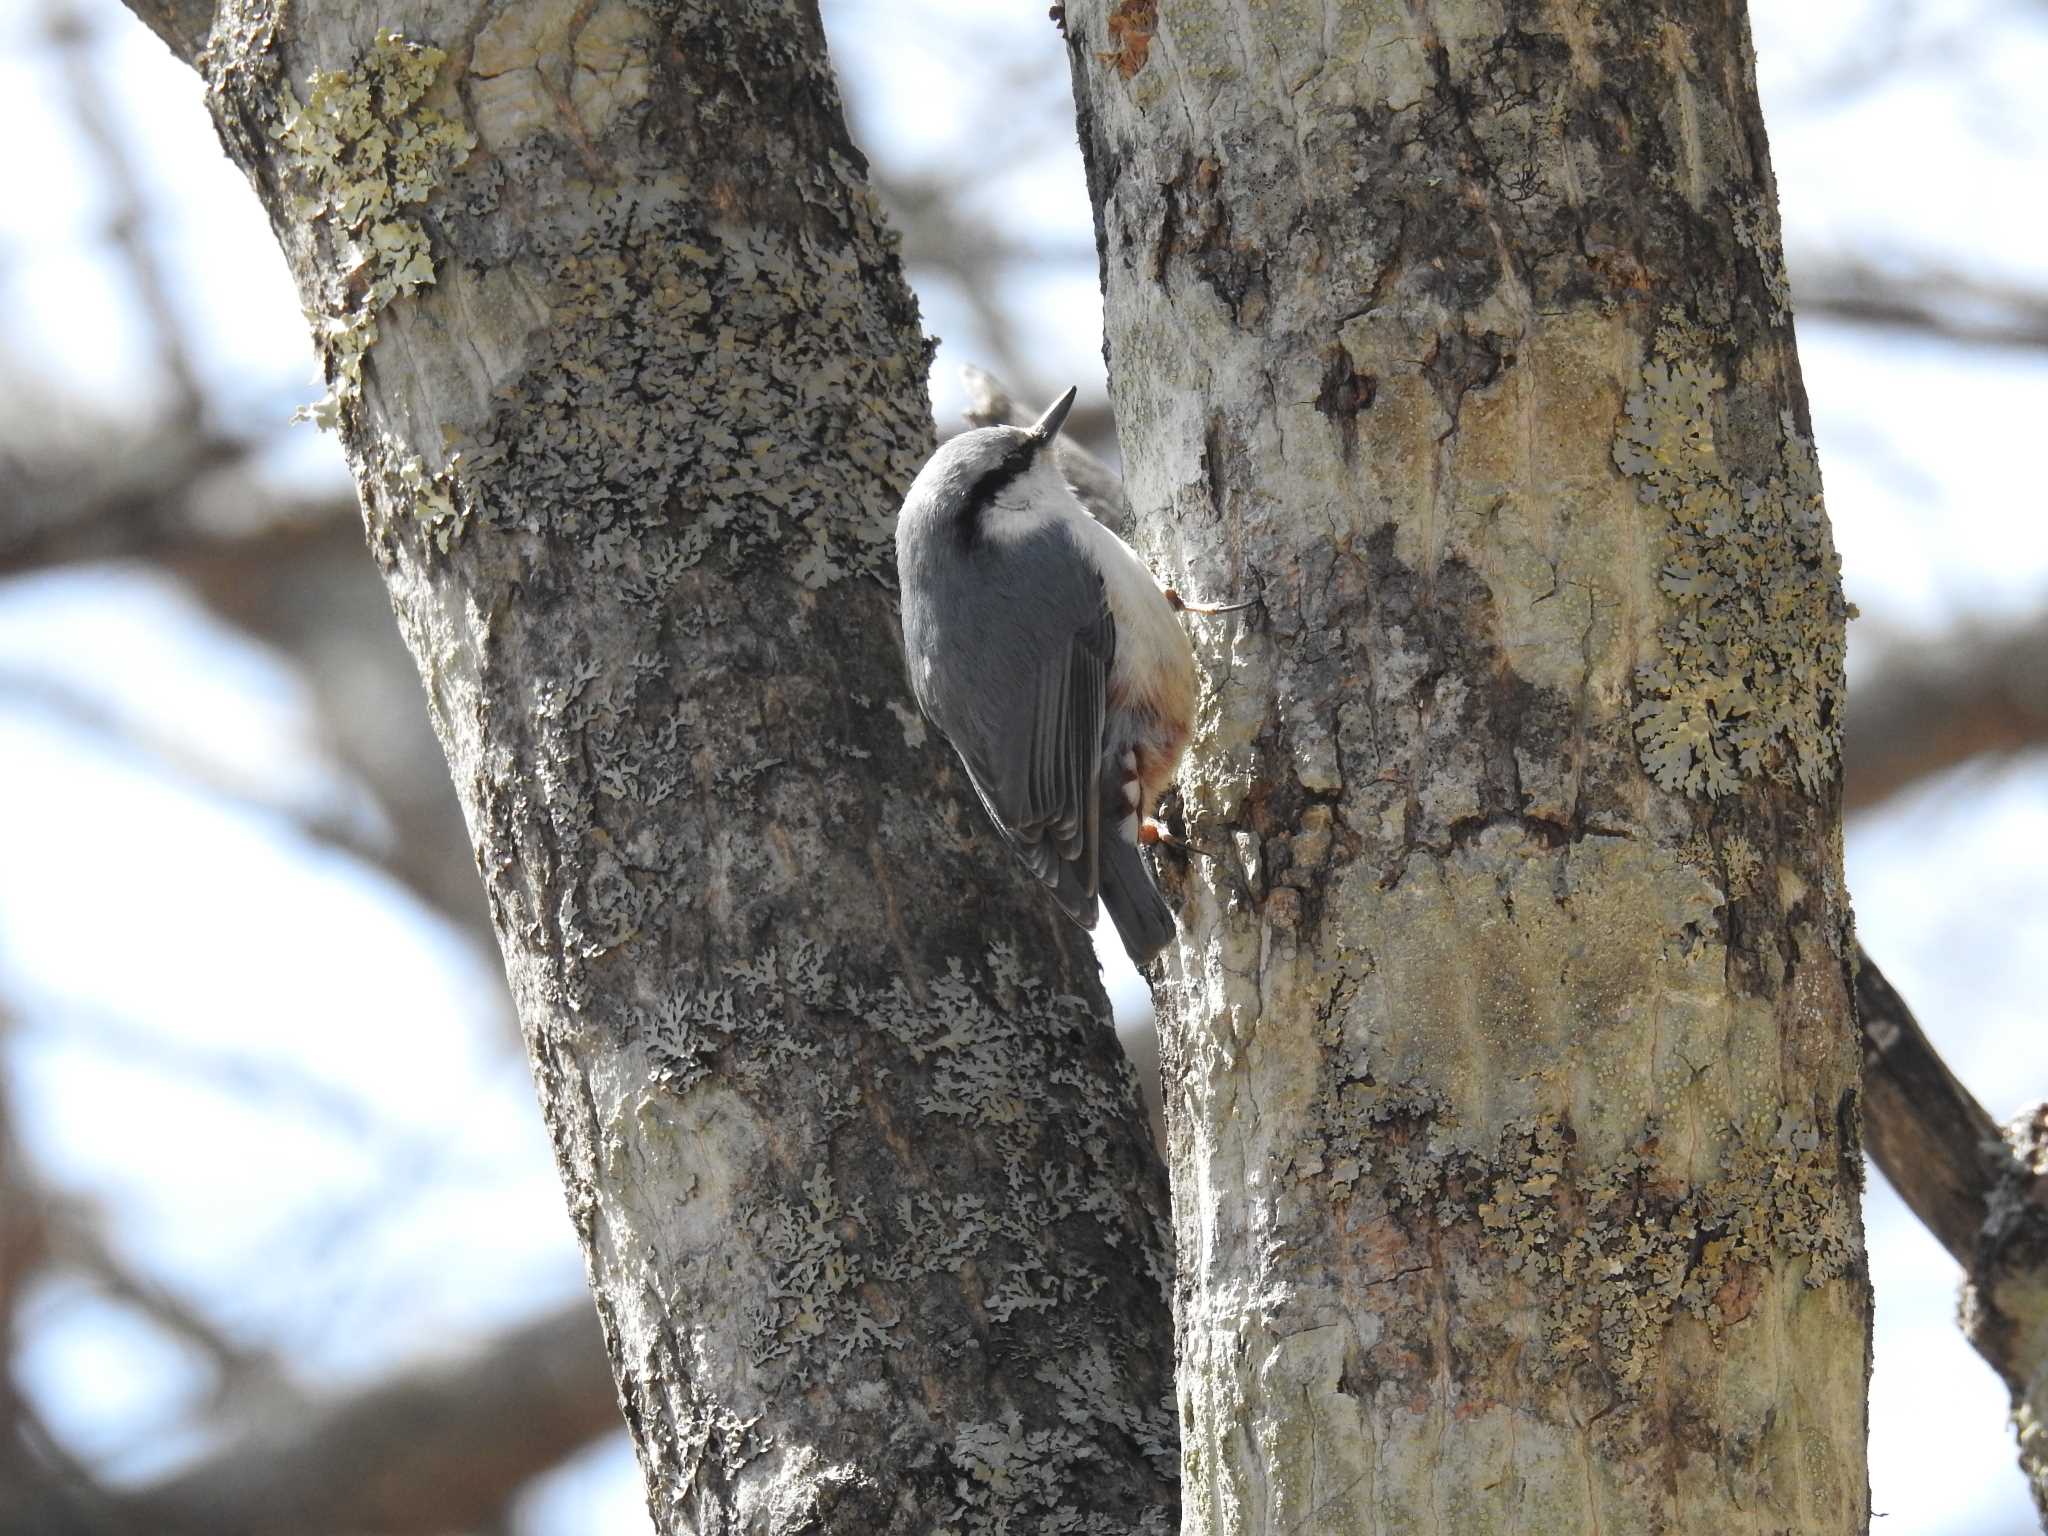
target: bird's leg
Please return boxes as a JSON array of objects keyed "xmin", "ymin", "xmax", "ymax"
[{"xmin": 1163, "ymin": 587, "xmax": 1257, "ymax": 616}]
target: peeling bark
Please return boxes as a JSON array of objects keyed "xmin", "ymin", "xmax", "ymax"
[
  {"xmin": 120, "ymin": 0, "xmax": 1177, "ymax": 1528},
  {"xmin": 1064, "ymin": 3, "xmax": 1869, "ymax": 1530}
]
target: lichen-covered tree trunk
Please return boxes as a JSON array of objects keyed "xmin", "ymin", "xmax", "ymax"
[
  {"xmin": 1064, "ymin": 2, "xmax": 1869, "ymax": 1530},
  {"xmin": 121, "ymin": 0, "xmax": 1178, "ymax": 1527}
]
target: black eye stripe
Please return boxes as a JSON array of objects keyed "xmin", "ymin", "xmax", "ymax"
[{"xmin": 956, "ymin": 436, "xmax": 1041, "ymax": 545}]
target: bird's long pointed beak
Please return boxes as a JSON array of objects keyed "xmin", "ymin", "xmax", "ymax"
[{"xmin": 1030, "ymin": 386, "xmax": 1078, "ymax": 444}]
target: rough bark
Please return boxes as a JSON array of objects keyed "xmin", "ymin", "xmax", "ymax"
[
  {"xmin": 119, "ymin": 0, "xmax": 1177, "ymax": 1528},
  {"xmin": 1065, "ymin": 3, "xmax": 1869, "ymax": 1531}
]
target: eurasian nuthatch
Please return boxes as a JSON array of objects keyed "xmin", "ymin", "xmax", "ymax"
[{"xmin": 896, "ymin": 388, "xmax": 1243, "ymax": 963}]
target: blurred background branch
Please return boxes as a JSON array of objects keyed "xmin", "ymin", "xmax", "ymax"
[
  {"xmin": 1796, "ymin": 258, "xmax": 2048, "ymax": 353},
  {"xmin": 1845, "ymin": 612, "xmax": 2048, "ymax": 813}
]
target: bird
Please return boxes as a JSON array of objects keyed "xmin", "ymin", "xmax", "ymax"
[{"xmin": 895, "ymin": 387, "xmax": 1246, "ymax": 964}]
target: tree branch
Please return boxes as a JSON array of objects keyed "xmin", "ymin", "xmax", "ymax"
[
  {"xmin": 1842, "ymin": 613, "xmax": 2048, "ymax": 813},
  {"xmin": 0, "ymin": 428, "xmax": 351, "ymax": 580},
  {"xmin": 0, "ymin": 656, "xmax": 483, "ymax": 957},
  {"xmin": 48, "ymin": 0, "xmax": 208, "ymax": 432},
  {"xmin": 1967, "ymin": 1104, "xmax": 2048, "ymax": 1524},
  {"xmin": 0, "ymin": 1302, "xmax": 619, "ymax": 1536},
  {"xmin": 117, "ymin": 0, "xmax": 213, "ymax": 65},
  {"xmin": 1068, "ymin": 2, "xmax": 1868, "ymax": 1527},
  {"xmin": 1795, "ymin": 258, "xmax": 2048, "ymax": 352},
  {"xmin": 138, "ymin": 1302, "xmax": 618, "ymax": 1536},
  {"xmin": 1854, "ymin": 945, "xmax": 2005, "ymax": 1264},
  {"xmin": 1854, "ymin": 945, "xmax": 2048, "ymax": 1521}
]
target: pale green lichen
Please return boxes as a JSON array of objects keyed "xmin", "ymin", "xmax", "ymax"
[
  {"xmin": 1292, "ymin": 1078, "xmax": 1452, "ymax": 1210},
  {"xmin": 1614, "ymin": 321, "xmax": 1852, "ymax": 798},
  {"xmin": 457, "ymin": 204, "xmax": 910, "ymax": 590},
  {"xmin": 641, "ymin": 937, "xmax": 1179, "ymax": 1529},
  {"xmin": 270, "ymin": 30, "xmax": 476, "ymax": 428},
  {"xmin": 392, "ymin": 448, "xmax": 469, "ymax": 551},
  {"xmin": 885, "ymin": 699, "xmax": 928, "ymax": 748},
  {"xmin": 1510, "ymin": 1114, "xmax": 1857, "ymax": 1391},
  {"xmin": 1972, "ymin": 1109, "xmax": 2048, "ymax": 1519},
  {"xmin": 644, "ymin": 940, "xmax": 1174, "ymax": 1392},
  {"xmin": 1298, "ymin": 1093, "xmax": 1857, "ymax": 1397},
  {"xmin": 743, "ymin": 1164, "xmax": 879, "ymax": 1366},
  {"xmin": 1730, "ymin": 194, "xmax": 1793, "ymax": 325},
  {"xmin": 2018, "ymin": 1391, "xmax": 2048, "ymax": 1525},
  {"xmin": 947, "ymin": 1414, "xmax": 1175, "ymax": 1534},
  {"xmin": 1035, "ymin": 1343, "xmax": 1179, "ymax": 1482}
]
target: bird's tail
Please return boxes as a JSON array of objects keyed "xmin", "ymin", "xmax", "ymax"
[{"xmin": 1100, "ymin": 831, "xmax": 1174, "ymax": 964}]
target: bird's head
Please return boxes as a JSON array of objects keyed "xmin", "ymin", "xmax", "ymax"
[{"xmin": 897, "ymin": 387, "xmax": 1078, "ymax": 549}]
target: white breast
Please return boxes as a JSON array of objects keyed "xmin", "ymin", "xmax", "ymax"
[{"xmin": 1069, "ymin": 511, "xmax": 1195, "ymax": 719}]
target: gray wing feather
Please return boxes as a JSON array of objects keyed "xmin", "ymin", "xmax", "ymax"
[
  {"xmin": 959, "ymin": 597, "xmax": 1112, "ymax": 923},
  {"xmin": 907, "ymin": 523, "xmax": 1114, "ymax": 926}
]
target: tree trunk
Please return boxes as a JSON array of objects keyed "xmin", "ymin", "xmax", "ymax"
[
  {"xmin": 120, "ymin": 0, "xmax": 1177, "ymax": 1528},
  {"xmin": 1064, "ymin": 3, "xmax": 1869, "ymax": 1531}
]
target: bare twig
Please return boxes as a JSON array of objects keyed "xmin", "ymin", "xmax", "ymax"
[
  {"xmin": 0, "ymin": 1023, "xmax": 119, "ymax": 1534},
  {"xmin": 0, "ymin": 504, "xmax": 499, "ymax": 959},
  {"xmin": 107, "ymin": 0, "xmax": 214, "ymax": 62},
  {"xmin": 1784, "ymin": 0, "xmax": 2016, "ymax": 106},
  {"xmin": 1, "ymin": 1384, "xmax": 128, "ymax": 1536},
  {"xmin": 0, "ymin": 662, "xmax": 435, "ymax": 916},
  {"xmin": 0, "ymin": 428, "xmax": 257, "ymax": 576},
  {"xmin": 133, "ymin": 1302, "xmax": 620, "ymax": 1536},
  {"xmin": 41, "ymin": 1204, "xmax": 288, "ymax": 1415},
  {"xmin": 161, "ymin": 515, "xmax": 504, "ymax": 954}
]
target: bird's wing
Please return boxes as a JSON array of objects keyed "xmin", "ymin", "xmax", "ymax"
[{"xmin": 953, "ymin": 582, "xmax": 1114, "ymax": 925}]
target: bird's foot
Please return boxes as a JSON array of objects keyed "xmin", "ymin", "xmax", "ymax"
[{"xmin": 1163, "ymin": 587, "xmax": 1257, "ymax": 616}]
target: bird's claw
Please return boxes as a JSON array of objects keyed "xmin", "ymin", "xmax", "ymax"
[
  {"xmin": 1140, "ymin": 819, "xmax": 1227, "ymax": 860},
  {"xmin": 1164, "ymin": 586, "xmax": 1257, "ymax": 616}
]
